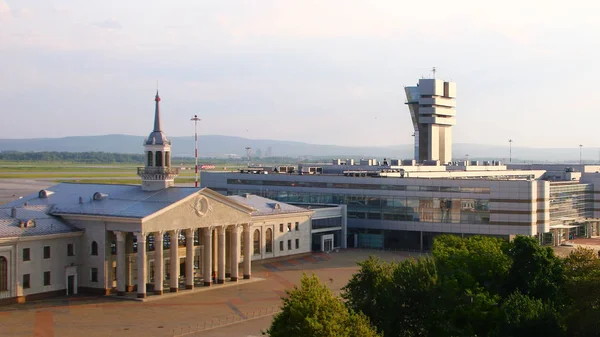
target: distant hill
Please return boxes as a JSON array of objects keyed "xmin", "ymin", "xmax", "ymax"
[{"xmin": 0, "ymin": 134, "xmax": 597, "ymax": 163}]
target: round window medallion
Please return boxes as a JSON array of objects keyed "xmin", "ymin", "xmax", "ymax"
[{"xmin": 194, "ymin": 196, "xmax": 210, "ymax": 217}]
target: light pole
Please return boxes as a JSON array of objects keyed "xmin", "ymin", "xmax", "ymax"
[
  {"xmin": 509, "ymin": 139, "xmax": 513, "ymax": 163},
  {"xmin": 579, "ymin": 144, "xmax": 583, "ymax": 165},
  {"xmin": 191, "ymin": 115, "xmax": 201, "ymax": 188}
]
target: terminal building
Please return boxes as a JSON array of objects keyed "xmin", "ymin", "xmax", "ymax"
[
  {"xmin": 0, "ymin": 92, "xmax": 345, "ymax": 304},
  {"xmin": 202, "ymin": 77, "xmax": 600, "ymax": 250}
]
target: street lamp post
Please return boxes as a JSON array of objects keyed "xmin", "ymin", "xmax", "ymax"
[
  {"xmin": 579, "ymin": 144, "xmax": 583, "ymax": 165},
  {"xmin": 191, "ymin": 115, "xmax": 201, "ymax": 188},
  {"xmin": 509, "ymin": 139, "xmax": 513, "ymax": 163}
]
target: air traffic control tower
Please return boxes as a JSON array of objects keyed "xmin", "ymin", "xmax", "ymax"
[{"xmin": 405, "ymin": 78, "xmax": 456, "ymax": 164}]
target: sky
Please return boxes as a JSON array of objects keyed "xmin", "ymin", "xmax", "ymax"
[{"xmin": 1, "ymin": 0, "xmax": 600, "ymax": 148}]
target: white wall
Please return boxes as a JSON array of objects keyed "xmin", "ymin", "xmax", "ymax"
[{"xmin": 12, "ymin": 234, "xmax": 81, "ymax": 298}]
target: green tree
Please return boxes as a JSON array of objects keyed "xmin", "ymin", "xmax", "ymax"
[
  {"xmin": 432, "ymin": 234, "xmax": 512, "ymax": 295},
  {"xmin": 504, "ymin": 236, "xmax": 565, "ymax": 302},
  {"xmin": 499, "ymin": 291, "xmax": 565, "ymax": 337},
  {"xmin": 342, "ymin": 256, "xmax": 395, "ymax": 332},
  {"xmin": 563, "ymin": 247, "xmax": 600, "ymax": 337},
  {"xmin": 264, "ymin": 274, "xmax": 380, "ymax": 337}
]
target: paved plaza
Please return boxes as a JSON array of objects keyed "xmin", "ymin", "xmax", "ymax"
[{"xmin": 0, "ymin": 250, "xmax": 413, "ymax": 337}]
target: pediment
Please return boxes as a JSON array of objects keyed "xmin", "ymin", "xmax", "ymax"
[{"xmin": 141, "ymin": 188, "xmax": 254, "ymax": 232}]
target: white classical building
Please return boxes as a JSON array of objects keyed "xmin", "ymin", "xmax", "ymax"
[{"xmin": 0, "ymin": 92, "xmax": 327, "ymax": 304}]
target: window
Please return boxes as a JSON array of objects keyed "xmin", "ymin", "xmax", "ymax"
[
  {"xmin": 22, "ymin": 274, "xmax": 30, "ymax": 289},
  {"xmin": 295, "ymin": 222, "xmax": 299, "ymax": 231},
  {"xmin": 287, "ymin": 240, "xmax": 291, "ymax": 250},
  {"xmin": 67, "ymin": 244, "xmax": 74, "ymax": 256},
  {"xmin": 155, "ymin": 151, "xmax": 163, "ymax": 167},
  {"xmin": 110, "ymin": 241, "xmax": 116, "ymax": 255},
  {"xmin": 90, "ymin": 268, "xmax": 98, "ymax": 282},
  {"xmin": 43, "ymin": 246, "xmax": 51, "ymax": 259},
  {"xmin": 147, "ymin": 151, "xmax": 153, "ymax": 166},
  {"xmin": 295, "ymin": 239, "xmax": 299, "ymax": 249},
  {"xmin": 287, "ymin": 223, "xmax": 292, "ymax": 232},
  {"xmin": 43, "ymin": 271, "xmax": 51, "ymax": 286},
  {"xmin": 0, "ymin": 257, "xmax": 6, "ymax": 291},
  {"xmin": 279, "ymin": 241, "xmax": 284, "ymax": 251},
  {"xmin": 22, "ymin": 248, "xmax": 30, "ymax": 261},
  {"xmin": 112, "ymin": 267, "xmax": 116, "ymax": 281},
  {"xmin": 253, "ymin": 229, "xmax": 260, "ymax": 255},
  {"xmin": 91, "ymin": 241, "xmax": 98, "ymax": 256},
  {"xmin": 279, "ymin": 224, "xmax": 284, "ymax": 233},
  {"xmin": 265, "ymin": 228, "xmax": 273, "ymax": 253}
]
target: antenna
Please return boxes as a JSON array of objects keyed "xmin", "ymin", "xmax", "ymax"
[{"xmin": 432, "ymin": 67, "xmax": 436, "ymax": 78}]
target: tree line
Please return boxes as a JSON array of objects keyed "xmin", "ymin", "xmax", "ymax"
[
  {"xmin": 265, "ymin": 235, "xmax": 600, "ymax": 337},
  {"xmin": 0, "ymin": 151, "xmax": 145, "ymax": 163}
]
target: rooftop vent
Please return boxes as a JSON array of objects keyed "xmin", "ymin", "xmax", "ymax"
[
  {"xmin": 93, "ymin": 192, "xmax": 108, "ymax": 200},
  {"xmin": 79, "ymin": 196, "xmax": 84, "ymax": 204},
  {"xmin": 24, "ymin": 202, "xmax": 28, "ymax": 206},
  {"xmin": 19, "ymin": 219, "xmax": 35, "ymax": 228},
  {"xmin": 11, "ymin": 207, "xmax": 17, "ymax": 218},
  {"xmin": 38, "ymin": 189, "xmax": 54, "ymax": 198},
  {"xmin": 268, "ymin": 203, "xmax": 281, "ymax": 210}
]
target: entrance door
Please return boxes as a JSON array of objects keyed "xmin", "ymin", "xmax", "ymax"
[
  {"xmin": 324, "ymin": 238, "xmax": 333, "ymax": 252},
  {"xmin": 67, "ymin": 275, "xmax": 75, "ymax": 296}
]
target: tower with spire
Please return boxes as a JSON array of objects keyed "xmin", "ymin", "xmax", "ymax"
[{"xmin": 137, "ymin": 91, "xmax": 180, "ymax": 191}]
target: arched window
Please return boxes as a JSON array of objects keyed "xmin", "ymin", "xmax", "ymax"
[
  {"xmin": 253, "ymin": 229, "xmax": 260, "ymax": 255},
  {"xmin": 91, "ymin": 241, "xmax": 98, "ymax": 256},
  {"xmin": 0, "ymin": 256, "xmax": 7, "ymax": 291},
  {"xmin": 265, "ymin": 228, "xmax": 273, "ymax": 253},
  {"xmin": 147, "ymin": 151, "xmax": 153, "ymax": 167},
  {"xmin": 165, "ymin": 151, "xmax": 171, "ymax": 167},
  {"xmin": 155, "ymin": 151, "xmax": 163, "ymax": 167}
]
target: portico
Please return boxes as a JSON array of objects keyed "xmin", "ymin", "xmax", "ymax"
[{"xmin": 99, "ymin": 189, "xmax": 256, "ymax": 298}]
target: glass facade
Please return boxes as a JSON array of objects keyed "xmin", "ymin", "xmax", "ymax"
[
  {"xmin": 312, "ymin": 217, "xmax": 342, "ymax": 230},
  {"xmin": 549, "ymin": 183, "xmax": 593, "ymax": 226},
  {"xmin": 227, "ymin": 179, "xmax": 490, "ymax": 194},
  {"xmin": 311, "ymin": 230, "xmax": 342, "ymax": 251},
  {"xmin": 230, "ymin": 189, "xmax": 490, "ymax": 225}
]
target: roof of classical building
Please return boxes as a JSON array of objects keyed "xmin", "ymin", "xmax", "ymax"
[
  {"xmin": 1, "ymin": 183, "xmax": 200, "ymax": 219},
  {"xmin": 228, "ymin": 194, "xmax": 312, "ymax": 216},
  {"xmin": 0, "ymin": 205, "xmax": 81, "ymax": 239}
]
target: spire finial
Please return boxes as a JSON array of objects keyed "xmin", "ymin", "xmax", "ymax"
[{"xmin": 153, "ymin": 90, "xmax": 161, "ymax": 131}]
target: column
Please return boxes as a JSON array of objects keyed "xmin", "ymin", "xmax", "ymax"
[
  {"xmin": 230, "ymin": 225, "xmax": 240, "ymax": 281},
  {"xmin": 135, "ymin": 232, "xmax": 147, "ymax": 298},
  {"xmin": 212, "ymin": 228, "xmax": 218, "ymax": 276},
  {"xmin": 243, "ymin": 223, "xmax": 252, "ymax": 279},
  {"xmin": 203, "ymin": 227, "xmax": 213, "ymax": 286},
  {"xmin": 154, "ymin": 231, "xmax": 164, "ymax": 295},
  {"xmin": 126, "ymin": 234, "xmax": 134, "ymax": 292},
  {"xmin": 225, "ymin": 229, "xmax": 231, "ymax": 277},
  {"xmin": 217, "ymin": 226, "xmax": 226, "ymax": 284},
  {"xmin": 185, "ymin": 229, "xmax": 195, "ymax": 289},
  {"xmin": 114, "ymin": 231, "xmax": 127, "ymax": 296},
  {"xmin": 170, "ymin": 229, "xmax": 179, "ymax": 292}
]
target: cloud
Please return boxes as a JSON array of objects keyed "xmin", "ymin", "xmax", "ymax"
[{"xmin": 92, "ymin": 18, "xmax": 122, "ymax": 30}]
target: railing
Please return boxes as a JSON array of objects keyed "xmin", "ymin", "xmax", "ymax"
[
  {"xmin": 137, "ymin": 167, "xmax": 180, "ymax": 175},
  {"xmin": 171, "ymin": 305, "xmax": 281, "ymax": 336}
]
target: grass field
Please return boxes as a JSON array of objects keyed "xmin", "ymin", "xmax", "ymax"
[
  {"xmin": 52, "ymin": 177, "xmax": 198, "ymax": 184},
  {"xmin": 0, "ymin": 160, "xmax": 242, "ymax": 186}
]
